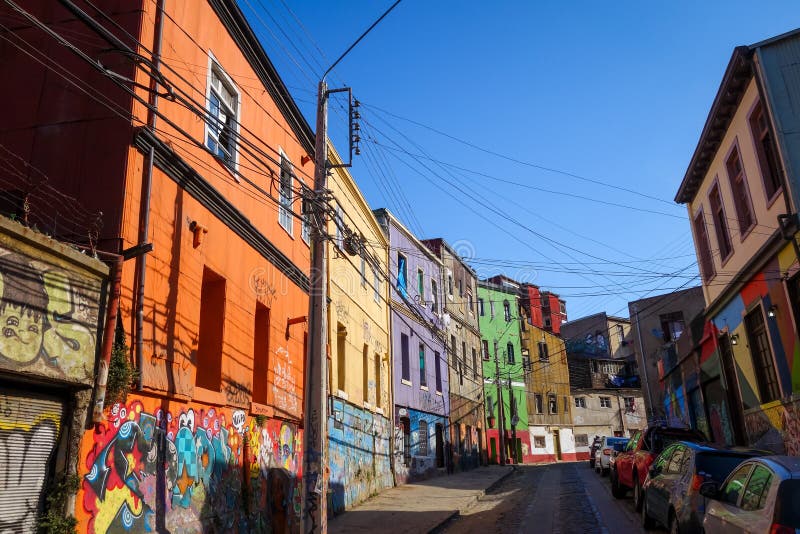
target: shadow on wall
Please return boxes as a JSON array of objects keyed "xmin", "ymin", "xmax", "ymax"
[{"xmin": 81, "ymin": 399, "xmax": 303, "ymax": 533}]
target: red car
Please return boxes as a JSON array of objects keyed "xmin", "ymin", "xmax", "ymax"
[{"xmin": 610, "ymin": 425, "xmax": 706, "ymax": 511}]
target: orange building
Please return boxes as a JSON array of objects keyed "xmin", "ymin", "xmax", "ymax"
[{"xmin": 0, "ymin": 1, "xmax": 314, "ymax": 531}]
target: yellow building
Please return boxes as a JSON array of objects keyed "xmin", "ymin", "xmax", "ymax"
[
  {"xmin": 521, "ymin": 321, "xmax": 578, "ymax": 462},
  {"xmin": 325, "ymin": 145, "xmax": 393, "ymax": 513}
]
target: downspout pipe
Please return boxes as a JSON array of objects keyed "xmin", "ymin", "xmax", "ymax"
[
  {"xmin": 93, "ymin": 253, "xmax": 123, "ymax": 422},
  {"xmin": 135, "ymin": 0, "xmax": 166, "ymax": 390}
]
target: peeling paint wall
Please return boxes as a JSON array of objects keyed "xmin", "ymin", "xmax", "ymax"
[{"xmin": 77, "ymin": 397, "xmax": 303, "ymax": 534}]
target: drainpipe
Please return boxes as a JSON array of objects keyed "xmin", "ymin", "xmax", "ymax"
[
  {"xmin": 93, "ymin": 254, "xmax": 123, "ymax": 422},
  {"xmin": 135, "ymin": 0, "xmax": 166, "ymax": 389}
]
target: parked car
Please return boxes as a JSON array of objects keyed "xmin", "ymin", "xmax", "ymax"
[
  {"xmin": 701, "ymin": 455, "xmax": 800, "ymax": 534},
  {"xmin": 589, "ymin": 436, "xmax": 602, "ymax": 469},
  {"xmin": 611, "ymin": 425, "xmax": 706, "ymax": 511},
  {"xmin": 641, "ymin": 441, "xmax": 766, "ymax": 533},
  {"xmin": 595, "ymin": 436, "xmax": 628, "ymax": 476}
]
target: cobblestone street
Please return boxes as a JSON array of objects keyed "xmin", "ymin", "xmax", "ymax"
[{"xmin": 443, "ymin": 463, "xmax": 665, "ymax": 534}]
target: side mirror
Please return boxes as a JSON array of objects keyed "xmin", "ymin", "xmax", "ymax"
[{"xmin": 699, "ymin": 481, "xmax": 719, "ymax": 499}]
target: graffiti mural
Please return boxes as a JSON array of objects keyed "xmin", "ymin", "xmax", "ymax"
[
  {"xmin": 0, "ymin": 248, "xmax": 102, "ymax": 383},
  {"xmin": 393, "ymin": 408, "xmax": 446, "ymax": 485},
  {"xmin": 327, "ymin": 399, "xmax": 392, "ymax": 515},
  {"xmin": 79, "ymin": 398, "xmax": 302, "ymax": 533},
  {"xmin": 0, "ymin": 392, "xmax": 63, "ymax": 534}
]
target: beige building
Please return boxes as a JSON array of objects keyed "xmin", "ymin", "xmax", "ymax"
[{"xmin": 326, "ymin": 145, "xmax": 394, "ymax": 512}]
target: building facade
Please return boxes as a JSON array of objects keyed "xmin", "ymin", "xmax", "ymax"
[
  {"xmin": 675, "ymin": 30, "xmax": 800, "ymax": 454},
  {"xmin": 518, "ymin": 283, "xmax": 567, "ymax": 335},
  {"xmin": 478, "ymin": 279, "xmax": 530, "ymax": 464},
  {"xmin": 628, "ymin": 287, "xmax": 706, "ymax": 422},
  {"xmin": 1, "ymin": 1, "xmax": 314, "ymax": 531},
  {"xmin": 423, "ymin": 238, "xmax": 485, "ymax": 471},
  {"xmin": 570, "ymin": 390, "xmax": 647, "ymax": 460},
  {"xmin": 326, "ymin": 148, "xmax": 392, "ymax": 514},
  {"xmin": 374, "ymin": 209, "xmax": 449, "ymax": 484}
]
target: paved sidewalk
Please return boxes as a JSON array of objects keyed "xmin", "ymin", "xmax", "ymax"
[{"xmin": 328, "ymin": 466, "xmax": 515, "ymax": 534}]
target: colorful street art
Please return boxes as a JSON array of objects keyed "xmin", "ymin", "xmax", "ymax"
[
  {"xmin": 393, "ymin": 408, "xmax": 446, "ymax": 485},
  {"xmin": 0, "ymin": 248, "xmax": 102, "ymax": 383},
  {"xmin": 79, "ymin": 398, "xmax": 302, "ymax": 534},
  {"xmin": 327, "ymin": 399, "xmax": 392, "ymax": 515}
]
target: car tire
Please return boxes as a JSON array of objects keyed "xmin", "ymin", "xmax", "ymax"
[
  {"xmin": 611, "ymin": 469, "xmax": 626, "ymax": 499},
  {"xmin": 641, "ymin": 492, "xmax": 655, "ymax": 530},
  {"xmin": 633, "ymin": 471, "xmax": 643, "ymax": 512}
]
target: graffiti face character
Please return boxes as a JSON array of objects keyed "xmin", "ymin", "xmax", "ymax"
[{"xmin": 0, "ymin": 303, "xmax": 45, "ymax": 363}]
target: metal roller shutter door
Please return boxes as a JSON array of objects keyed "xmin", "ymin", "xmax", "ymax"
[{"xmin": 0, "ymin": 389, "xmax": 64, "ymax": 534}]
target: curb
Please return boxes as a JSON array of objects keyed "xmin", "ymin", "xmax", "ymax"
[{"xmin": 427, "ymin": 466, "xmax": 516, "ymax": 533}]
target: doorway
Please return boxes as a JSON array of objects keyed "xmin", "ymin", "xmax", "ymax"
[
  {"xmin": 435, "ymin": 423, "xmax": 444, "ymax": 468},
  {"xmin": 553, "ymin": 429, "xmax": 562, "ymax": 460}
]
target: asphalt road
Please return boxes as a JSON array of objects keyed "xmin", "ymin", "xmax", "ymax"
[{"xmin": 442, "ymin": 462, "xmax": 667, "ymax": 534}]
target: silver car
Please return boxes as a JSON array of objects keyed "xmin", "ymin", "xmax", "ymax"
[
  {"xmin": 595, "ymin": 436, "xmax": 628, "ymax": 476},
  {"xmin": 702, "ymin": 455, "xmax": 800, "ymax": 534}
]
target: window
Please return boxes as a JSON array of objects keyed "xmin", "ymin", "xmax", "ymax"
[
  {"xmin": 417, "ymin": 269, "xmax": 424, "ymax": 301},
  {"xmin": 506, "ymin": 342, "xmax": 515, "ymax": 364},
  {"xmin": 482, "ymin": 339, "xmax": 490, "ymax": 361},
  {"xmin": 458, "ymin": 278, "xmax": 464, "ymax": 297},
  {"xmin": 478, "ymin": 298, "xmax": 485, "ymax": 316},
  {"xmin": 544, "ymin": 317, "xmax": 551, "ymax": 329},
  {"xmin": 563, "ymin": 396, "xmax": 569, "ymax": 413},
  {"xmin": 462, "ymin": 341, "xmax": 467, "ymax": 376},
  {"xmin": 624, "ymin": 397, "xmax": 635, "ymax": 412},
  {"xmin": 451, "ymin": 335, "xmax": 457, "ymax": 364},
  {"xmin": 599, "ymin": 396, "xmax": 611, "ymax": 408},
  {"xmin": 660, "ymin": 311, "xmax": 685, "ymax": 342},
  {"xmin": 373, "ymin": 268, "xmax": 380, "ymax": 303},
  {"xmin": 709, "ymin": 183, "xmax": 732, "ymax": 260},
  {"xmin": 448, "ymin": 274, "xmax": 453, "ymax": 296},
  {"xmin": 534, "ymin": 394, "xmax": 543, "ymax": 414},
  {"xmin": 337, "ymin": 325, "xmax": 346, "ymax": 391},
  {"xmin": 548, "ymin": 394, "xmax": 557, "ymax": 414},
  {"xmin": 252, "ymin": 303, "xmax": 270, "ymax": 404},
  {"xmin": 418, "ymin": 420, "xmax": 429, "ymax": 456},
  {"xmin": 693, "ymin": 209, "xmax": 715, "ymax": 281},
  {"xmin": 467, "ymin": 292, "xmax": 474, "ymax": 314},
  {"xmin": 360, "ymin": 252, "xmax": 367, "ymax": 288},
  {"xmin": 726, "ymin": 146, "xmax": 756, "ymax": 235},
  {"xmin": 431, "ymin": 280, "xmax": 439, "ymax": 313},
  {"xmin": 559, "ymin": 301, "xmax": 567, "ymax": 315},
  {"xmin": 301, "ymin": 186, "xmax": 311, "ymax": 244},
  {"xmin": 278, "ymin": 154, "xmax": 294, "ymax": 234},
  {"xmin": 745, "ymin": 306, "xmax": 781, "ymax": 403},
  {"xmin": 419, "ymin": 343, "xmax": 427, "ymax": 387},
  {"xmin": 538, "ymin": 341, "xmax": 549, "ymax": 361},
  {"xmin": 401, "ymin": 333, "xmax": 410, "ymax": 382},
  {"xmin": 333, "ymin": 203, "xmax": 343, "ymax": 248},
  {"xmin": 722, "ymin": 463, "xmax": 753, "ymax": 505},
  {"xmin": 666, "ymin": 445, "xmax": 687, "ymax": 474},
  {"xmin": 616, "ymin": 324, "xmax": 624, "ymax": 343},
  {"xmin": 472, "ymin": 347, "xmax": 478, "ymax": 379},
  {"xmin": 534, "ymin": 435, "xmax": 546, "ymax": 448},
  {"xmin": 741, "ymin": 465, "xmax": 773, "ymax": 511},
  {"xmin": 401, "ymin": 418, "xmax": 411, "ymax": 466},
  {"xmin": 363, "ymin": 345, "xmax": 369, "ymax": 402},
  {"xmin": 206, "ymin": 61, "xmax": 238, "ymax": 168},
  {"xmin": 434, "ymin": 351, "xmax": 442, "ymax": 393},
  {"xmin": 397, "ymin": 253, "xmax": 407, "ymax": 297},
  {"xmin": 749, "ymin": 100, "xmax": 782, "ymax": 200},
  {"xmin": 375, "ymin": 354, "xmax": 382, "ymax": 405},
  {"xmin": 490, "ymin": 300, "xmax": 496, "ymax": 318},
  {"xmin": 574, "ymin": 397, "xmax": 586, "ymax": 408},
  {"xmin": 575, "ymin": 434, "xmax": 589, "ymax": 447},
  {"xmin": 503, "ymin": 300, "xmax": 511, "ymax": 322},
  {"xmin": 196, "ymin": 267, "xmax": 226, "ymax": 391}
]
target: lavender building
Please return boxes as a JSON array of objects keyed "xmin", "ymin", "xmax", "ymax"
[{"xmin": 374, "ymin": 209, "xmax": 449, "ymax": 483}]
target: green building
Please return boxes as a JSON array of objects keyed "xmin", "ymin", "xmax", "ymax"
[{"xmin": 477, "ymin": 278, "xmax": 529, "ymax": 464}]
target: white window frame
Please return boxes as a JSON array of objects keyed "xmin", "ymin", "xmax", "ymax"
[
  {"xmin": 600, "ymin": 396, "xmax": 611, "ymax": 408},
  {"xmin": 278, "ymin": 149, "xmax": 294, "ymax": 235},
  {"xmin": 205, "ymin": 53, "xmax": 240, "ymax": 173},
  {"xmin": 300, "ymin": 184, "xmax": 311, "ymax": 244}
]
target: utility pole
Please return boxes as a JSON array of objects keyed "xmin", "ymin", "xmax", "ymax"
[
  {"xmin": 302, "ymin": 4, "xmax": 402, "ymax": 532},
  {"xmin": 302, "ymin": 79, "xmax": 329, "ymax": 534},
  {"xmin": 508, "ymin": 374, "xmax": 517, "ymax": 464},
  {"xmin": 494, "ymin": 342, "xmax": 507, "ymax": 465}
]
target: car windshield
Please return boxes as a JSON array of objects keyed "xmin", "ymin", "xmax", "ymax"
[
  {"xmin": 695, "ymin": 453, "xmax": 755, "ymax": 483},
  {"xmin": 649, "ymin": 429, "xmax": 704, "ymax": 453},
  {"xmin": 775, "ymin": 480, "xmax": 800, "ymax": 528}
]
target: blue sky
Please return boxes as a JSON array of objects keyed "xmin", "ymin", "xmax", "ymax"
[{"xmin": 240, "ymin": 0, "xmax": 799, "ymax": 321}]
